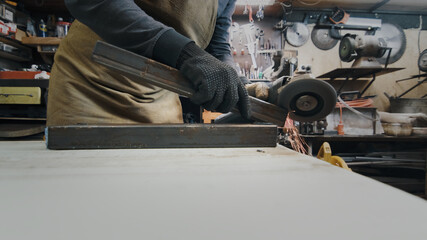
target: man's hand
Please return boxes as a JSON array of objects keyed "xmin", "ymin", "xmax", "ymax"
[
  {"xmin": 178, "ymin": 43, "xmax": 251, "ymax": 119},
  {"xmin": 245, "ymin": 82, "xmax": 269, "ymax": 101}
]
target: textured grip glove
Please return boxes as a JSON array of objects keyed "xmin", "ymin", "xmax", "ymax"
[{"xmin": 177, "ymin": 43, "xmax": 251, "ymax": 119}]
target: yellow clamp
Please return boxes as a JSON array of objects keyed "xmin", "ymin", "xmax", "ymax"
[{"xmin": 317, "ymin": 142, "xmax": 352, "ymax": 171}]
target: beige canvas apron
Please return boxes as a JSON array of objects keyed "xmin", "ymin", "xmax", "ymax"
[{"xmin": 47, "ymin": 0, "xmax": 218, "ymax": 126}]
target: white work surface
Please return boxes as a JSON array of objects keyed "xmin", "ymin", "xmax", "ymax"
[{"xmin": 1, "ymin": 141, "xmax": 426, "ymax": 240}]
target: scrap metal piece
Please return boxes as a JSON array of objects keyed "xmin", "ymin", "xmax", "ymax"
[
  {"xmin": 286, "ymin": 23, "xmax": 309, "ymax": 47},
  {"xmin": 371, "ymin": 23, "xmax": 406, "ymax": 64},
  {"xmin": 311, "ymin": 27, "xmax": 338, "ymax": 50},
  {"xmin": 46, "ymin": 124, "xmax": 278, "ymax": 149},
  {"xmin": 92, "ymin": 41, "xmax": 287, "ymax": 126}
]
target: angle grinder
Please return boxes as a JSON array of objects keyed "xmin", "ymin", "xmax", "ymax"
[{"xmin": 269, "ymin": 74, "xmax": 337, "ymax": 122}]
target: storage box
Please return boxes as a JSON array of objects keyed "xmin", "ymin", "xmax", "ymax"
[
  {"xmin": 0, "ymin": 20, "xmax": 8, "ymax": 35},
  {"xmin": 0, "ymin": 72, "xmax": 46, "ymax": 104},
  {"xmin": 0, "ymin": 86, "xmax": 41, "ymax": 104},
  {"xmin": 0, "ymin": 2, "xmax": 15, "ymax": 22}
]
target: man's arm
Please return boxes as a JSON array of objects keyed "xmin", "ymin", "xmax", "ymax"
[
  {"xmin": 65, "ymin": 0, "xmax": 250, "ymax": 118},
  {"xmin": 65, "ymin": 0, "xmax": 191, "ymax": 68},
  {"xmin": 206, "ymin": 0, "xmax": 269, "ymax": 101},
  {"xmin": 205, "ymin": 0, "xmax": 237, "ymax": 68}
]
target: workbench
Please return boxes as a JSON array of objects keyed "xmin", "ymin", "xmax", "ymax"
[
  {"xmin": 302, "ymin": 134, "xmax": 427, "ymax": 155},
  {"xmin": 1, "ymin": 141, "xmax": 427, "ymax": 239}
]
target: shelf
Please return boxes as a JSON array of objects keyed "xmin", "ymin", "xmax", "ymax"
[
  {"xmin": 0, "ymin": 36, "xmax": 31, "ymax": 51},
  {"xmin": 21, "ymin": 37, "xmax": 62, "ymax": 65},
  {"xmin": 0, "ymin": 79, "xmax": 49, "ymax": 88},
  {"xmin": 0, "ymin": 50, "xmax": 31, "ymax": 62},
  {"xmin": 0, "ymin": 35, "xmax": 33, "ymax": 62},
  {"xmin": 21, "ymin": 37, "xmax": 61, "ymax": 46},
  {"xmin": 317, "ymin": 67, "xmax": 404, "ymax": 80}
]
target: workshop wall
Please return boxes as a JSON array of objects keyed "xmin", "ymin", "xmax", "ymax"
[
  {"xmin": 234, "ymin": 12, "xmax": 427, "ymax": 112},
  {"xmin": 285, "ymin": 25, "xmax": 427, "ymax": 111},
  {"xmin": 284, "ymin": 24, "xmax": 427, "ymax": 111}
]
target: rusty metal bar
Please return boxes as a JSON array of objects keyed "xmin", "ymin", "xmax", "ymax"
[
  {"xmin": 46, "ymin": 124, "xmax": 278, "ymax": 150},
  {"xmin": 91, "ymin": 41, "xmax": 287, "ymax": 126}
]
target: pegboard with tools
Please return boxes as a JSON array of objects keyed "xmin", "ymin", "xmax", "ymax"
[{"xmin": 230, "ymin": 16, "xmax": 282, "ymax": 81}]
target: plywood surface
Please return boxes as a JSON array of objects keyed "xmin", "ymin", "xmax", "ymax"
[{"xmin": 0, "ymin": 141, "xmax": 426, "ymax": 240}]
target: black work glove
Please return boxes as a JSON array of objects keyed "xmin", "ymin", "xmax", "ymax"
[{"xmin": 176, "ymin": 43, "xmax": 251, "ymax": 119}]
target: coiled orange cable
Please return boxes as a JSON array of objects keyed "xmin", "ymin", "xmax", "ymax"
[{"xmin": 336, "ymin": 98, "xmax": 374, "ymax": 108}]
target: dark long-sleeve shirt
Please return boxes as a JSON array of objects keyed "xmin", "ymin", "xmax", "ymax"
[
  {"xmin": 64, "ymin": 0, "xmax": 236, "ymax": 68},
  {"xmin": 206, "ymin": 0, "xmax": 236, "ymax": 67}
]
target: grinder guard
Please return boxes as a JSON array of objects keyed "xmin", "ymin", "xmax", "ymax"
[{"xmin": 277, "ymin": 76, "xmax": 337, "ymax": 122}]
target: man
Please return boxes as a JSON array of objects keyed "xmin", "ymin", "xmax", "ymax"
[{"xmin": 46, "ymin": 0, "xmax": 251, "ymax": 126}]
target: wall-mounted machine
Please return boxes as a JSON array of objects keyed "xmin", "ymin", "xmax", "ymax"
[
  {"xmin": 372, "ymin": 23, "xmax": 406, "ymax": 64},
  {"xmin": 339, "ymin": 33, "xmax": 388, "ymax": 68}
]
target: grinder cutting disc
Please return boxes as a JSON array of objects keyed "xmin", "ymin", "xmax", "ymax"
[
  {"xmin": 278, "ymin": 79, "xmax": 337, "ymax": 122},
  {"xmin": 371, "ymin": 23, "xmax": 406, "ymax": 64},
  {"xmin": 286, "ymin": 23, "xmax": 309, "ymax": 47},
  {"xmin": 311, "ymin": 27, "xmax": 339, "ymax": 50}
]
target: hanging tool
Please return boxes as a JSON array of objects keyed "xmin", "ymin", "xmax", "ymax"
[
  {"xmin": 311, "ymin": 26, "xmax": 338, "ymax": 50},
  {"xmin": 285, "ymin": 22, "xmax": 309, "ymax": 47},
  {"xmin": 243, "ymin": 4, "xmax": 248, "ymax": 15},
  {"xmin": 242, "ymin": 23, "xmax": 258, "ymax": 69},
  {"xmin": 92, "ymin": 41, "xmax": 337, "ymax": 123},
  {"xmin": 371, "ymin": 23, "xmax": 406, "ymax": 64},
  {"xmin": 329, "ymin": 7, "xmax": 350, "ymax": 24},
  {"xmin": 316, "ymin": 11, "xmax": 382, "ymax": 39},
  {"xmin": 256, "ymin": 4, "xmax": 264, "ymax": 21},
  {"xmin": 247, "ymin": 5, "xmax": 254, "ymax": 23}
]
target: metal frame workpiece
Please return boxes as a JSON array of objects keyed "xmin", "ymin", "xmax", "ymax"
[{"xmin": 46, "ymin": 124, "xmax": 278, "ymax": 150}]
